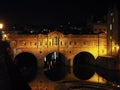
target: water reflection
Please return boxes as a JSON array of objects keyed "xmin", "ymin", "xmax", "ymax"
[
  {"xmin": 44, "ymin": 52, "xmax": 68, "ymax": 81},
  {"xmin": 95, "ymin": 67, "xmax": 120, "ymax": 84},
  {"xmin": 14, "ymin": 52, "xmax": 38, "ymax": 82},
  {"xmin": 72, "ymin": 62, "xmax": 120, "ymax": 85},
  {"xmin": 73, "ymin": 64, "xmax": 95, "ymax": 80}
]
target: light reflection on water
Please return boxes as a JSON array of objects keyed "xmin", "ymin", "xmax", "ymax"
[
  {"xmin": 87, "ymin": 67, "xmax": 120, "ymax": 84},
  {"xmin": 43, "ymin": 57, "xmax": 120, "ymax": 84},
  {"xmin": 68, "ymin": 65, "xmax": 120, "ymax": 85},
  {"xmin": 95, "ymin": 67, "xmax": 120, "ymax": 84},
  {"xmin": 88, "ymin": 72, "xmax": 107, "ymax": 84},
  {"xmin": 67, "ymin": 68, "xmax": 105, "ymax": 84}
]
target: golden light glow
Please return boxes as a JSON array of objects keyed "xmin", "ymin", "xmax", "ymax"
[
  {"xmin": 111, "ymin": 41, "xmax": 119, "ymax": 55},
  {"xmin": 90, "ymin": 46, "xmax": 107, "ymax": 59},
  {"xmin": 117, "ymin": 46, "xmax": 119, "ymax": 50},
  {"xmin": 2, "ymin": 34, "xmax": 8, "ymax": 41},
  {"xmin": 88, "ymin": 73, "xmax": 107, "ymax": 84},
  {"xmin": 3, "ymin": 34, "xmax": 7, "ymax": 38},
  {"xmin": 0, "ymin": 23, "xmax": 3, "ymax": 29}
]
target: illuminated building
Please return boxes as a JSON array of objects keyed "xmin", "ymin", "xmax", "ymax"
[
  {"xmin": 107, "ymin": 5, "xmax": 119, "ymax": 56},
  {"xmin": 8, "ymin": 29, "xmax": 119, "ymax": 89},
  {"xmin": 7, "ymin": 5, "xmax": 120, "ymax": 90}
]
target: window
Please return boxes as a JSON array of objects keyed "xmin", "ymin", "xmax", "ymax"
[
  {"xmin": 45, "ymin": 42, "xmax": 47, "ymax": 45},
  {"xmin": 30, "ymin": 42, "xmax": 32, "ymax": 46},
  {"xmin": 110, "ymin": 12, "xmax": 113, "ymax": 16},
  {"xmin": 110, "ymin": 36, "xmax": 112, "ymax": 40},
  {"xmin": 40, "ymin": 51, "xmax": 42, "ymax": 53},
  {"xmin": 110, "ymin": 24, "xmax": 112, "ymax": 30},
  {"xmin": 52, "ymin": 39, "xmax": 58, "ymax": 45},
  {"xmin": 60, "ymin": 41, "xmax": 62, "ymax": 46},
  {"xmin": 34, "ymin": 42, "xmax": 37, "ymax": 46},
  {"xmin": 112, "ymin": 18, "xmax": 114, "ymax": 23},
  {"xmin": 12, "ymin": 41, "xmax": 17, "ymax": 46},
  {"xmin": 69, "ymin": 41, "xmax": 72, "ymax": 45},
  {"xmin": 74, "ymin": 41, "xmax": 77, "ymax": 45},
  {"xmin": 49, "ymin": 41, "xmax": 51, "ymax": 46},
  {"xmin": 23, "ymin": 41, "xmax": 26, "ymax": 45},
  {"xmin": 40, "ymin": 42, "xmax": 42, "ymax": 45},
  {"xmin": 83, "ymin": 41, "xmax": 87, "ymax": 45},
  {"xmin": 64, "ymin": 42, "xmax": 67, "ymax": 45}
]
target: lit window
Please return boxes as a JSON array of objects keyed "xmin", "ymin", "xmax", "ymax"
[
  {"xmin": 52, "ymin": 39, "xmax": 57, "ymax": 45},
  {"xmin": 110, "ymin": 36, "xmax": 112, "ymax": 39},
  {"xmin": 110, "ymin": 24, "xmax": 112, "ymax": 30},
  {"xmin": 49, "ymin": 41, "xmax": 51, "ymax": 46},
  {"xmin": 23, "ymin": 41, "xmax": 26, "ymax": 45},
  {"xmin": 110, "ymin": 12, "xmax": 113, "ymax": 16},
  {"xmin": 54, "ymin": 36, "xmax": 58, "ymax": 45},
  {"xmin": 45, "ymin": 42, "xmax": 47, "ymax": 45},
  {"xmin": 11, "ymin": 41, "xmax": 17, "ymax": 46},
  {"xmin": 102, "ymin": 50, "xmax": 104, "ymax": 54},
  {"xmin": 112, "ymin": 18, "xmax": 114, "ymax": 23}
]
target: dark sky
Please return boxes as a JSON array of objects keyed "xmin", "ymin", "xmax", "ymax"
[{"xmin": 0, "ymin": 0, "xmax": 119, "ymax": 26}]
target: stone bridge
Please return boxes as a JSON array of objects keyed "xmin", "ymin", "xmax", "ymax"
[{"xmin": 8, "ymin": 31, "xmax": 119, "ymax": 90}]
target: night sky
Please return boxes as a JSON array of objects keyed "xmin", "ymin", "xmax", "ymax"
[{"xmin": 0, "ymin": 0, "xmax": 119, "ymax": 26}]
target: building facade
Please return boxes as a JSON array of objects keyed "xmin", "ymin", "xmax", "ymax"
[
  {"xmin": 3, "ymin": 4, "xmax": 120, "ymax": 90},
  {"xmin": 8, "ymin": 30, "xmax": 119, "ymax": 89}
]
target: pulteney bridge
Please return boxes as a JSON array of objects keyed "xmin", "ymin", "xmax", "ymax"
[{"xmin": 8, "ymin": 31, "xmax": 119, "ymax": 90}]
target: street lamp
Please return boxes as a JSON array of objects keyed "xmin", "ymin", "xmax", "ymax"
[
  {"xmin": 0, "ymin": 23, "xmax": 7, "ymax": 41},
  {"xmin": 0, "ymin": 23, "xmax": 4, "ymax": 40},
  {"xmin": 0, "ymin": 23, "xmax": 3, "ymax": 29}
]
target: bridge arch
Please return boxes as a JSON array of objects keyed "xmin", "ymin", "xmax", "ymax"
[
  {"xmin": 14, "ymin": 52, "xmax": 38, "ymax": 82},
  {"xmin": 43, "ymin": 52, "xmax": 68, "ymax": 81},
  {"xmin": 73, "ymin": 51, "xmax": 95, "ymax": 80}
]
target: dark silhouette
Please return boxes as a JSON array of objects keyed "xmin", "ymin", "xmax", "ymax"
[{"xmin": 0, "ymin": 41, "xmax": 31, "ymax": 90}]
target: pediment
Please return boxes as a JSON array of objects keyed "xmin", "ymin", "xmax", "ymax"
[{"xmin": 48, "ymin": 31, "xmax": 64, "ymax": 38}]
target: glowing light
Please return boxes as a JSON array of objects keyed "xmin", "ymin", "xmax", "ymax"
[
  {"xmin": 117, "ymin": 85, "xmax": 120, "ymax": 87},
  {"xmin": 88, "ymin": 73, "xmax": 107, "ymax": 84},
  {"xmin": 90, "ymin": 45, "xmax": 107, "ymax": 59},
  {"xmin": 111, "ymin": 42, "xmax": 119, "ymax": 55},
  {"xmin": 2, "ymin": 34, "xmax": 8, "ymax": 41},
  {"xmin": 3, "ymin": 34, "xmax": 7, "ymax": 38},
  {"xmin": 0, "ymin": 23, "xmax": 3, "ymax": 29},
  {"xmin": 44, "ymin": 57, "xmax": 46, "ymax": 62},
  {"xmin": 117, "ymin": 46, "xmax": 119, "ymax": 50}
]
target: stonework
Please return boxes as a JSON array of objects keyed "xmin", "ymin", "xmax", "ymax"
[{"xmin": 8, "ymin": 31, "xmax": 119, "ymax": 89}]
